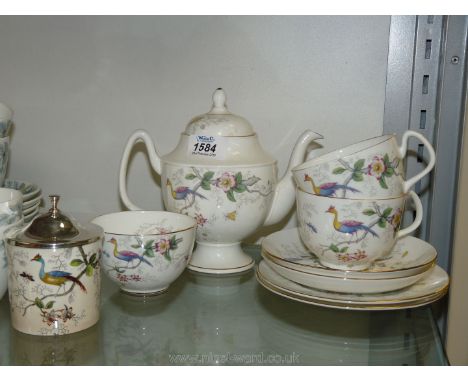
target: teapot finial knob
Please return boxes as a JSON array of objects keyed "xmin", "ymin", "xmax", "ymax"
[{"xmin": 210, "ymin": 88, "xmax": 228, "ymax": 114}]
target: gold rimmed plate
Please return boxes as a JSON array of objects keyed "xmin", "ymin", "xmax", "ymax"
[
  {"xmin": 261, "ymin": 228, "xmax": 437, "ymax": 280},
  {"xmin": 256, "ymin": 260, "xmax": 449, "ymax": 309},
  {"xmin": 262, "ymin": 253, "xmax": 434, "ymax": 294}
]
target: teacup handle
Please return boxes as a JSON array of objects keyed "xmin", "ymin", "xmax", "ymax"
[
  {"xmin": 395, "ymin": 190, "xmax": 423, "ymax": 239},
  {"xmin": 119, "ymin": 129, "xmax": 162, "ymax": 211},
  {"xmin": 398, "ymin": 131, "xmax": 436, "ymax": 193}
]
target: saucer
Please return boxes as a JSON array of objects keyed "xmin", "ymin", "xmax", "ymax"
[
  {"xmin": 24, "ymin": 210, "xmax": 39, "ymax": 223},
  {"xmin": 23, "ymin": 194, "xmax": 42, "ymax": 209},
  {"xmin": 261, "ymin": 228, "xmax": 437, "ymax": 280},
  {"xmin": 4, "ymin": 179, "xmax": 41, "ymax": 201},
  {"xmin": 262, "ymin": 254, "xmax": 433, "ymax": 294},
  {"xmin": 256, "ymin": 260, "xmax": 449, "ymax": 310},
  {"xmin": 23, "ymin": 203, "xmax": 40, "ymax": 216}
]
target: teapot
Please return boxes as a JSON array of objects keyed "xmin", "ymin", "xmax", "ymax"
[{"xmin": 119, "ymin": 89, "xmax": 322, "ymax": 274}]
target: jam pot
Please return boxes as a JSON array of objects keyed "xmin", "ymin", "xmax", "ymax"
[{"xmin": 5, "ymin": 195, "xmax": 103, "ymax": 336}]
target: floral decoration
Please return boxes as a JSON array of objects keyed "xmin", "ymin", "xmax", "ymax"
[
  {"xmin": 332, "ymin": 154, "xmax": 401, "ymax": 193},
  {"xmin": 154, "ymin": 235, "xmax": 183, "ymax": 262},
  {"xmin": 116, "ymin": 273, "xmax": 142, "ymax": 283},
  {"xmin": 195, "ymin": 213, "xmax": 208, "ymax": 226},
  {"xmin": 216, "ymin": 172, "xmax": 237, "ymax": 192},
  {"xmin": 180, "ymin": 167, "xmax": 268, "ymax": 206}
]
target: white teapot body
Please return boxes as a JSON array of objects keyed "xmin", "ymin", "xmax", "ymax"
[{"xmin": 119, "ymin": 89, "xmax": 322, "ymax": 274}]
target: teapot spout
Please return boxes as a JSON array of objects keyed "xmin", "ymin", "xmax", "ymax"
[{"xmin": 264, "ymin": 130, "xmax": 323, "ymax": 226}]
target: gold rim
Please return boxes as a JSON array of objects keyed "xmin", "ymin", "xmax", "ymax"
[
  {"xmin": 189, "ymin": 259, "xmax": 255, "ymax": 271},
  {"xmin": 292, "ymin": 135, "xmax": 395, "ymax": 170},
  {"xmin": 92, "ymin": 211, "xmax": 197, "ymax": 236},
  {"xmin": 256, "ymin": 267, "xmax": 448, "ymax": 310},
  {"xmin": 262, "ymin": 250, "xmax": 436, "ymax": 281},
  {"xmin": 256, "ymin": 263, "xmax": 449, "ymax": 305},
  {"xmin": 103, "ymin": 224, "xmax": 196, "ymax": 237},
  {"xmin": 261, "ymin": 244, "xmax": 437, "ymax": 275},
  {"xmin": 296, "ymin": 186, "xmax": 408, "ymax": 201}
]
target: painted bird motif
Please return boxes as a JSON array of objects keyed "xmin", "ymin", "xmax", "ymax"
[
  {"xmin": 166, "ymin": 179, "xmax": 207, "ymax": 202},
  {"xmin": 326, "ymin": 206, "xmax": 378, "ymax": 238},
  {"xmin": 108, "ymin": 238, "xmax": 153, "ymax": 267},
  {"xmin": 31, "ymin": 254, "xmax": 86, "ymax": 292},
  {"xmin": 304, "ymin": 174, "xmax": 359, "ymax": 197}
]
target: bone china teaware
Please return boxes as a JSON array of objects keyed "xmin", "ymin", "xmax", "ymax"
[
  {"xmin": 92, "ymin": 210, "xmax": 196, "ymax": 296},
  {"xmin": 0, "ymin": 188, "xmax": 23, "ymax": 301},
  {"xmin": 119, "ymin": 88, "xmax": 322, "ymax": 274},
  {"xmin": 6, "ymin": 195, "xmax": 103, "ymax": 336},
  {"xmin": 296, "ymin": 188, "xmax": 423, "ymax": 271},
  {"xmin": 0, "ymin": 102, "xmax": 13, "ymax": 186},
  {"xmin": 292, "ymin": 131, "xmax": 436, "ymax": 199},
  {"xmin": 261, "ymin": 228, "xmax": 437, "ymax": 280},
  {"xmin": 0, "ymin": 102, "xmax": 13, "ymax": 138},
  {"xmin": 262, "ymin": 254, "xmax": 432, "ymax": 294},
  {"xmin": 256, "ymin": 260, "xmax": 449, "ymax": 310}
]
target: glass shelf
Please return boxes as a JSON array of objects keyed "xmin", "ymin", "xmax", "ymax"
[{"xmin": 0, "ymin": 246, "xmax": 448, "ymax": 366}]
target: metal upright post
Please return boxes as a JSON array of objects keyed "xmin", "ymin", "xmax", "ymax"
[
  {"xmin": 383, "ymin": 15, "xmax": 468, "ymax": 272},
  {"xmin": 383, "ymin": 15, "xmax": 468, "ymax": 340}
]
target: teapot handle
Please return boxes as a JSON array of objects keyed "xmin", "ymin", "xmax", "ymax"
[{"xmin": 119, "ymin": 129, "xmax": 162, "ymax": 210}]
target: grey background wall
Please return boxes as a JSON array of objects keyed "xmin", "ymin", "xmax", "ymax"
[{"xmin": 0, "ymin": 15, "xmax": 390, "ymax": 232}]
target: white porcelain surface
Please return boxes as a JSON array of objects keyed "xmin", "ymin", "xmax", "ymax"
[
  {"xmin": 24, "ymin": 212, "xmax": 38, "ymax": 224},
  {"xmin": 0, "ymin": 137, "xmax": 9, "ymax": 187},
  {"xmin": 296, "ymin": 188, "xmax": 423, "ymax": 270},
  {"xmin": 3, "ymin": 179, "xmax": 41, "ymax": 201},
  {"xmin": 0, "ymin": 188, "xmax": 23, "ymax": 226},
  {"xmin": 261, "ymin": 228, "xmax": 437, "ymax": 279},
  {"xmin": 292, "ymin": 131, "xmax": 436, "ymax": 199},
  {"xmin": 256, "ymin": 260, "xmax": 449, "ymax": 310},
  {"xmin": 1, "ymin": 220, "xmax": 24, "ymax": 301},
  {"xmin": 0, "ymin": 188, "xmax": 23, "ymax": 301},
  {"xmin": 6, "ymin": 237, "xmax": 102, "ymax": 336},
  {"xmin": 0, "ymin": 102, "xmax": 13, "ymax": 137},
  {"xmin": 23, "ymin": 194, "xmax": 42, "ymax": 210},
  {"xmin": 92, "ymin": 211, "xmax": 196, "ymax": 295},
  {"xmin": 262, "ymin": 255, "xmax": 431, "ymax": 294},
  {"xmin": 23, "ymin": 203, "xmax": 40, "ymax": 216},
  {"xmin": 0, "ymin": 102, "xmax": 12, "ymax": 187},
  {"xmin": 0, "ymin": 258, "xmax": 6, "ymax": 300},
  {"xmin": 119, "ymin": 89, "xmax": 322, "ymax": 274},
  {"xmin": 163, "ymin": 163, "xmax": 275, "ymax": 274}
]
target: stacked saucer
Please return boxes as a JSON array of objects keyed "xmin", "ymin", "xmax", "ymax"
[
  {"xmin": 3, "ymin": 179, "xmax": 42, "ymax": 223},
  {"xmin": 258, "ymin": 228, "xmax": 449, "ymax": 310}
]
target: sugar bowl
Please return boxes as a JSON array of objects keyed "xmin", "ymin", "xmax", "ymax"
[{"xmin": 6, "ymin": 195, "xmax": 103, "ymax": 336}]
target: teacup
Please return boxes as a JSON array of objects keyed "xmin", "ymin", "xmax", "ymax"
[
  {"xmin": 296, "ymin": 188, "xmax": 423, "ymax": 271},
  {"xmin": 0, "ymin": 188, "xmax": 23, "ymax": 300},
  {"xmin": 292, "ymin": 131, "xmax": 435, "ymax": 199},
  {"xmin": 0, "ymin": 103, "xmax": 13, "ymax": 187},
  {"xmin": 1, "ymin": 219, "xmax": 25, "ymax": 301},
  {"xmin": 0, "ymin": 137, "xmax": 9, "ymax": 187},
  {"xmin": 92, "ymin": 211, "xmax": 196, "ymax": 296},
  {"xmin": 0, "ymin": 188, "xmax": 23, "ymax": 226},
  {"xmin": 0, "ymin": 102, "xmax": 13, "ymax": 138}
]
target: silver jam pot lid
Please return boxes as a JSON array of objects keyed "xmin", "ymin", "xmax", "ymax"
[{"xmin": 7, "ymin": 195, "xmax": 103, "ymax": 249}]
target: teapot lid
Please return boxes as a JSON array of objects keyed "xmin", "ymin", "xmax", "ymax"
[
  {"xmin": 184, "ymin": 88, "xmax": 255, "ymax": 137},
  {"xmin": 7, "ymin": 195, "xmax": 103, "ymax": 249}
]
